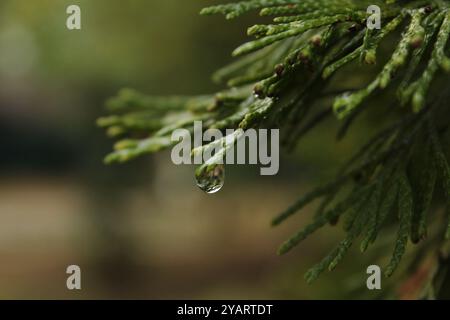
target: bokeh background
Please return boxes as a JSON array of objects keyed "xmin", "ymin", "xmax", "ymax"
[{"xmin": 0, "ymin": 0, "xmax": 396, "ymax": 299}]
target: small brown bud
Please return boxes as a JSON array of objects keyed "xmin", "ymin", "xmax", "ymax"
[
  {"xmin": 310, "ymin": 35, "xmax": 322, "ymax": 47},
  {"xmin": 274, "ymin": 64, "xmax": 285, "ymax": 77},
  {"xmin": 253, "ymin": 85, "xmax": 265, "ymax": 99},
  {"xmin": 424, "ymin": 5, "xmax": 433, "ymax": 14}
]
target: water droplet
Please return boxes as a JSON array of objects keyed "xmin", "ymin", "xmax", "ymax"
[{"xmin": 195, "ymin": 164, "xmax": 225, "ymax": 194}]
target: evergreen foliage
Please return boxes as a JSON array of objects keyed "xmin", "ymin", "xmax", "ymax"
[{"xmin": 99, "ymin": 0, "xmax": 450, "ymax": 292}]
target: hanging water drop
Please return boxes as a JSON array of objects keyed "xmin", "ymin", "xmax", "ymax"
[{"xmin": 195, "ymin": 164, "xmax": 225, "ymax": 194}]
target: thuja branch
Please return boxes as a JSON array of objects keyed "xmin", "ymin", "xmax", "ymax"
[{"xmin": 99, "ymin": 0, "xmax": 450, "ymax": 288}]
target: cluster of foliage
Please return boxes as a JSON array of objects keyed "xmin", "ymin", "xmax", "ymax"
[{"xmin": 98, "ymin": 0, "xmax": 450, "ymax": 295}]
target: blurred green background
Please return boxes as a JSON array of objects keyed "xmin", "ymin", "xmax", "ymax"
[{"xmin": 0, "ymin": 0, "xmax": 396, "ymax": 299}]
